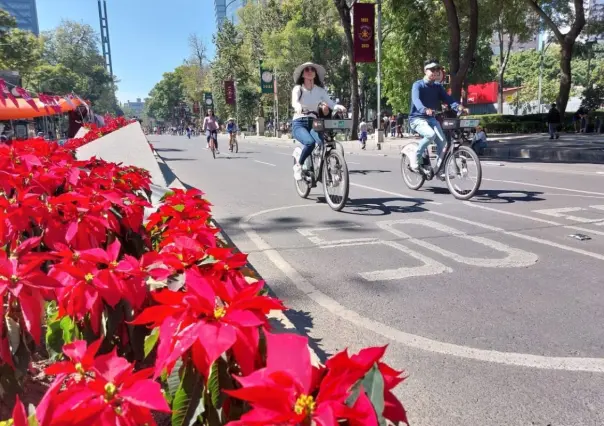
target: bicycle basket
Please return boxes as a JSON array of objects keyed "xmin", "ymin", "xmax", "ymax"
[
  {"xmin": 441, "ymin": 119, "xmax": 459, "ymax": 130},
  {"xmin": 312, "ymin": 119, "xmax": 325, "ymax": 132}
]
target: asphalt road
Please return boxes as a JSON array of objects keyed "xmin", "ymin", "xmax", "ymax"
[{"xmin": 149, "ymin": 133, "xmax": 604, "ymax": 426}]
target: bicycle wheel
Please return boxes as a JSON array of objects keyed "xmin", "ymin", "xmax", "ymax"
[
  {"xmin": 322, "ymin": 149, "xmax": 349, "ymax": 211},
  {"xmin": 233, "ymin": 138, "xmax": 238, "ymax": 153},
  {"xmin": 294, "ymin": 158, "xmax": 311, "ymax": 198},
  {"xmin": 444, "ymin": 146, "xmax": 482, "ymax": 200},
  {"xmin": 400, "ymin": 153, "xmax": 425, "ymax": 190},
  {"xmin": 211, "ymin": 138, "xmax": 216, "ymax": 159}
]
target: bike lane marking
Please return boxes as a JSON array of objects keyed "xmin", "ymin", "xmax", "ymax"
[
  {"xmin": 463, "ymin": 202, "xmax": 604, "ymax": 238},
  {"xmin": 349, "ymin": 182, "xmax": 443, "ymax": 205},
  {"xmin": 254, "ymin": 160, "xmax": 277, "ymax": 167},
  {"xmin": 484, "ymin": 178, "xmax": 604, "ymax": 196},
  {"xmin": 240, "ymin": 204, "xmax": 604, "ymax": 372}
]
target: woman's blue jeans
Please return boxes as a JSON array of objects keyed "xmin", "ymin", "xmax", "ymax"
[{"xmin": 292, "ymin": 118, "xmax": 323, "ymax": 168}]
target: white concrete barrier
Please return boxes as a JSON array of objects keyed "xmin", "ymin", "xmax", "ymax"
[{"xmin": 76, "ymin": 122, "xmax": 167, "ymax": 187}]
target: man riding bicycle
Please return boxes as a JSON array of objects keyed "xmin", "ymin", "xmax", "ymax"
[
  {"xmin": 226, "ymin": 117, "xmax": 237, "ymax": 152},
  {"xmin": 291, "ymin": 61, "xmax": 347, "ymax": 181},
  {"xmin": 409, "ymin": 58, "xmax": 468, "ymax": 173}
]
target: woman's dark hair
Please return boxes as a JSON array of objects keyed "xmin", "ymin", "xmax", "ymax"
[
  {"xmin": 206, "ymin": 110, "xmax": 214, "ymax": 116},
  {"xmin": 295, "ymin": 73, "xmax": 324, "ymax": 101}
]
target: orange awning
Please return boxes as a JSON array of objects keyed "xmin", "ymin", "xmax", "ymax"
[{"xmin": 0, "ymin": 97, "xmax": 85, "ymax": 120}]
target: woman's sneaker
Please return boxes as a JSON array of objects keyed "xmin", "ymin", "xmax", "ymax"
[{"xmin": 293, "ymin": 164, "xmax": 302, "ymax": 181}]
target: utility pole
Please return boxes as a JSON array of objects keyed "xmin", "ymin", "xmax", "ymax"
[
  {"xmin": 376, "ymin": 0, "xmax": 383, "ymax": 149},
  {"xmin": 98, "ymin": 0, "xmax": 113, "ymax": 80}
]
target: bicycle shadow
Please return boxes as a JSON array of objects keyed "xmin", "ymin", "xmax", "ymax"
[
  {"xmin": 423, "ymin": 187, "xmax": 545, "ymax": 203},
  {"xmin": 349, "ymin": 169, "xmax": 392, "ymax": 175},
  {"xmin": 315, "ymin": 196, "xmax": 430, "ymax": 216}
]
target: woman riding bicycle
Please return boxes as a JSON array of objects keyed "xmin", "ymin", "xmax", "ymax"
[
  {"xmin": 203, "ymin": 109, "xmax": 219, "ymax": 154},
  {"xmin": 291, "ymin": 61, "xmax": 347, "ymax": 181}
]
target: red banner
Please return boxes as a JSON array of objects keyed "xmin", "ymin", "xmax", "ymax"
[
  {"xmin": 353, "ymin": 3, "xmax": 375, "ymax": 63},
  {"xmin": 224, "ymin": 80, "xmax": 236, "ymax": 105},
  {"xmin": 467, "ymin": 82, "xmax": 498, "ymax": 104}
]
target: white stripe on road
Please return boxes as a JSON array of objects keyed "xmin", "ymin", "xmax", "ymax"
[
  {"xmin": 348, "ymin": 161, "xmax": 361, "ymax": 165},
  {"xmin": 597, "ymin": 172, "xmax": 604, "ymax": 175},
  {"xmin": 350, "ymin": 182, "xmax": 442, "ymax": 205},
  {"xmin": 483, "ymin": 162, "xmax": 504, "ymax": 166},
  {"xmin": 254, "ymin": 160, "xmax": 276, "ymax": 167},
  {"xmin": 462, "ymin": 202, "xmax": 604, "ymax": 238},
  {"xmin": 240, "ymin": 204, "xmax": 604, "ymax": 372},
  {"xmin": 484, "ymin": 178, "xmax": 604, "ymax": 196}
]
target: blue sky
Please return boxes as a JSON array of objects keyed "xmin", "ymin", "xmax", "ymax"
[{"xmin": 37, "ymin": 0, "xmax": 217, "ymax": 104}]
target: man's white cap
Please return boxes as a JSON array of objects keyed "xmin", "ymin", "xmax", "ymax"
[{"xmin": 424, "ymin": 61, "xmax": 442, "ymax": 70}]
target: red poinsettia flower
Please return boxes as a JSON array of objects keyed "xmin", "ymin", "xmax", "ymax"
[
  {"xmin": 43, "ymin": 348, "xmax": 170, "ymax": 426},
  {"xmin": 226, "ymin": 332, "xmax": 365, "ymax": 426},
  {"xmin": 0, "ymin": 252, "xmax": 62, "ymax": 343},
  {"xmin": 2, "ymin": 394, "xmax": 29, "ymax": 426},
  {"xmin": 131, "ymin": 268, "xmax": 284, "ymax": 378},
  {"xmin": 45, "ymin": 338, "xmax": 102, "ymax": 380}
]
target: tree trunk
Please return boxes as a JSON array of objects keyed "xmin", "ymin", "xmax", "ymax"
[
  {"xmin": 557, "ymin": 42, "xmax": 573, "ymax": 116},
  {"xmin": 442, "ymin": 0, "xmax": 479, "ymax": 100},
  {"xmin": 334, "ymin": 0, "xmax": 359, "ymax": 140}
]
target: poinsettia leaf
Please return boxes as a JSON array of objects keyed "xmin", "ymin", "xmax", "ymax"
[
  {"xmin": 171, "ymin": 362, "xmax": 205, "ymax": 426},
  {"xmin": 167, "ymin": 358, "xmax": 184, "ymax": 398},
  {"xmin": 345, "ymin": 379, "xmax": 363, "ymax": 407},
  {"xmin": 6, "ymin": 316, "xmax": 20, "ymax": 355},
  {"xmin": 59, "ymin": 316, "xmax": 75, "ymax": 344},
  {"xmin": 207, "ymin": 356, "xmax": 228, "ymax": 408},
  {"xmin": 362, "ymin": 363, "xmax": 387, "ymax": 426},
  {"xmin": 144, "ymin": 327, "xmax": 160, "ymax": 359},
  {"xmin": 44, "ymin": 319, "xmax": 64, "ymax": 359}
]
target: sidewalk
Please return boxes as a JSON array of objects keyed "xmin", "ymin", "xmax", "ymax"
[{"xmin": 242, "ymin": 132, "xmax": 604, "ymax": 163}]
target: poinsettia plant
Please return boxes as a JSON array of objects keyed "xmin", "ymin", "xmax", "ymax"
[
  {"xmin": 0, "ymin": 124, "xmax": 409, "ymax": 425},
  {"xmin": 63, "ymin": 115, "xmax": 137, "ymax": 150}
]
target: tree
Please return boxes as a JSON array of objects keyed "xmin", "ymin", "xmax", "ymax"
[
  {"xmin": 0, "ymin": 10, "xmax": 43, "ymax": 78},
  {"xmin": 0, "ymin": 28, "xmax": 43, "ymax": 78},
  {"xmin": 492, "ymin": 0, "xmax": 539, "ymax": 112},
  {"xmin": 524, "ymin": 0, "xmax": 586, "ymax": 115},
  {"xmin": 441, "ymin": 0, "xmax": 479, "ymax": 99},
  {"xmin": 333, "ymin": 0, "xmax": 359, "ymax": 139},
  {"xmin": 40, "ymin": 20, "xmax": 115, "ymax": 109},
  {"xmin": 146, "ymin": 71, "xmax": 185, "ymax": 122}
]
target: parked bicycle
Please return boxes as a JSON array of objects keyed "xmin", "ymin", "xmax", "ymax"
[
  {"xmin": 292, "ymin": 111, "xmax": 351, "ymax": 211},
  {"xmin": 400, "ymin": 112, "xmax": 482, "ymax": 200}
]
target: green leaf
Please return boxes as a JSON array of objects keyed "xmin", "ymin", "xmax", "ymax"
[
  {"xmin": 361, "ymin": 363, "xmax": 387, "ymax": 426},
  {"xmin": 45, "ymin": 318, "xmax": 64, "ymax": 358},
  {"xmin": 28, "ymin": 413, "xmax": 39, "ymax": 426},
  {"xmin": 167, "ymin": 359, "xmax": 184, "ymax": 398},
  {"xmin": 171, "ymin": 362, "xmax": 205, "ymax": 426},
  {"xmin": 345, "ymin": 380, "xmax": 362, "ymax": 407},
  {"xmin": 144, "ymin": 327, "xmax": 160, "ymax": 358},
  {"xmin": 5, "ymin": 316, "xmax": 20, "ymax": 355},
  {"xmin": 59, "ymin": 316, "xmax": 75, "ymax": 344}
]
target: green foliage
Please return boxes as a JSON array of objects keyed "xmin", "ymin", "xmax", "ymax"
[
  {"xmin": 0, "ymin": 29, "xmax": 43, "ymax": 77},
  {"xmin": 171, "ymin": 361, "xmax": 205, "ymax": 426},
  {"xmin": 146, "ymin": 71, "xmax": 185, "ymax": 122}
]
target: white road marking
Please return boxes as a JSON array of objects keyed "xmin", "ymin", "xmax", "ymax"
[
  {"xmin": 378, "ymin": 219, "xmax": 538, "ymax": 268},
  {"xmin": 296, "ymin": 225, "xmax": 375, "ymax": 246},
  {"xmin": 359, "ymin": 240, "xmax": 452, "ymax": 281},
  {"xmin": 348, "ymin": 161, "xmax": 361, "ymax": 165},
  {"xmin": 461, "ymin": 203, "xmax": 604, "ymax": 252},
  {"xmin": 350, "ymin": 182, "xmax": 443, "ymax": 205},
  {"xmin": 533, "ymin": 207, "xmax": 604, "ymax": 224},
  {"xmin": 483, "ymin": 162, "xmax": 504, "ymax": 166},
  {"xmin": 484, "ymin": 178, "xmax": 604, "ymax": 196},
  {"xmin": 240, "ymin": 204, "xmax": 604, "ymax": 372},
  {"xmin": 254, "ymin": 160, "xmax": 276, "ymax": 167},
  {"xmin": 597, "ymin": 172, "xmax": 604, "ymax": 175}
]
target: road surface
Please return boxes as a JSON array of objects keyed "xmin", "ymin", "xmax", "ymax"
[{"xmin": 150, "ymin": 133, "xmax": 604, "ymax": 426}]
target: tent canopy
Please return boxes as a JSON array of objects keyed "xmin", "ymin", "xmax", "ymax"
[{"xmin": 0, "ymin": 97, "xmax": 85, "ymax": 121}]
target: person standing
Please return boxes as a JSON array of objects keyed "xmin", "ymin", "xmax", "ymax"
[{"xmin": 546, "ymin": 103, "xmax": 561, "ymax": 140}]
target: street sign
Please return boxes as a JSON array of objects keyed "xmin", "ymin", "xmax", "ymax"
[{"xmin": 204, "ymin": 92, "xmax": 213, "ymax": 107}]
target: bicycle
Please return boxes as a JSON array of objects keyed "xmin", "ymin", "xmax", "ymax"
[
  {"xmin": 207, "ymin": 130, "xmax": 217, "ymax": 159},
  {"xmin": 400, "ymin": 112, "xmax": 482, "ymax": 200},
  {"xmin": 292, "ymin": 111, "xmax": 351, "ymax": 211},
  {"xmin": 229, "ymin": 133, "xmax": 238, "ymax": 153}
]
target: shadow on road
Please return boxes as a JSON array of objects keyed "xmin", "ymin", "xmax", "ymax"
[
  {"xmin": 329, "ymin": 196, "xmax": 430, "ymax": 216},
  {"xmin": 161, "ymin": 157, "xmax": 197, "ymax": 162},
  {"xmin": 215, "ymin": 156, "xmax": 250, "ymax": 160},
  {"xmin": 154, "ymin": 148, "xmax": 185, "ymax": 152},
  {"xmin": 422, "ymin": 186, "xmax": 545, "ymax": 203},
  {"xmin": 349, "ymin": 169, "xmax": 392, "ymax": 175}
]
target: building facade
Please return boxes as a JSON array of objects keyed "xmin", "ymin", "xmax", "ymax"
[
  {"xmin": 0, "ymin": 0, "xmax": 39, "ymax": 35},
  {"xmin": 214, "ymin": 0, "xmax": 254, "ymax": 28},
  {"xmin": 124, "ymin": 98, "xmax": 145, "ymax": 117}
]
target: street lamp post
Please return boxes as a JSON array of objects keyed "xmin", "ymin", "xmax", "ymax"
[
  {"xmin": 376, "ymin": 0, "xmax": 383, "ymax": 150},
  {"xmin": 224, "ymin": 0, "xmax": 239, "ymax": 24}
]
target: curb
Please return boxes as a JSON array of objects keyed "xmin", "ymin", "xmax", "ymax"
[
  {"xmin": 153, "ymin": 149, "xmax": 323, "ymax": 366},
  {"xmin": 482, "ymin": 146, "xmax": 604, "ymax": 163}
]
